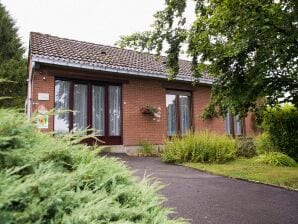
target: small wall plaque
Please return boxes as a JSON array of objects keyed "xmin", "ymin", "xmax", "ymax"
[{"xmin": 38, "ymin": 93, "xmax": 49, "ymax": 101}]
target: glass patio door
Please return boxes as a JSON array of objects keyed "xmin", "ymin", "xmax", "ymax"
[
  {"xmin": 73, "ymin": 83, "xmax": 88, "ymax": 132},
  {"xmin": 54, "ymin": 79, "xmax": 122, "ymax": 145}
]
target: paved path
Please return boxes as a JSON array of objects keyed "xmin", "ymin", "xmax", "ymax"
[{"xmin": 105, "ymin": 153, "xmax": 298, "ymax": 224}]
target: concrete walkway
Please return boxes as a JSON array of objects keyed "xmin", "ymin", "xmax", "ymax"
[{"xmin": 106, "ymin": 153, "xmax": 298, "ymax": 224}]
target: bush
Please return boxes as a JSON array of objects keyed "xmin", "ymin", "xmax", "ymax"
[
  {"xmin": 162, "ymin": 132, "xmax": 236, "ymax": 164},
  {"xmin": 255, "ymin": 152, "xmax": 297, "ymax": 167},
  {"xmin": 254, "ymin": 132, "xmax": 276, "ymax": 154},
  {"xmin": 262, "ymin": 104, "xmax": 298, "ymax": 160},
  {"xmin": 139, "ymin": 139, "xmax": 156, "ymax": 156},
  {"xmin": 236, "ymin": 137, "xmax": 257, "ymax": 158},
  {"xmin": 0, "ymin": 109, "xmax": 185, "ymax": 224}
]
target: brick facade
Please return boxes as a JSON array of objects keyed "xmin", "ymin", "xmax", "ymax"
[{"xmin": 31, "ymin": 66, "xmax": 255, "ymax": 146}]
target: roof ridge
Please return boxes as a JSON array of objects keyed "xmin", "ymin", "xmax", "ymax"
[{"xmin": 29, "ymin": 31, "xmax": 192, "ymax": 63}]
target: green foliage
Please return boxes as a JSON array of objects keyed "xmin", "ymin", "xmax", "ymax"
[
  {"xmin": 255, "ymin": 152, "xmax": 297, "ymax": 167},
  {"xmin": 119, "ymin": 0, "xmax": 298, "ymax": 117},
  {"xmin": 162, "ymin": 132, "xmax": 236, "ymax": 164},
  {"xmin": 261, "ymin": 104, "xmax": 298, "ymax": 160},
  {"xmin": 0, "ymin": 109, "xmax": 185, "ymax": 224},
  {"xmin": 254, "ymin": 132, "xmax": 276, "ymax": 154},
  {"xmin": 139, "ymin": 140, "xmax": 156, "ymax": 156},
  {"xmin": 0, "ymin": 2, "xmax": 27, "ymax": 108},
  {"xmin": 236, "ymin": 136, "xmax": 257, "ymax": 158}
]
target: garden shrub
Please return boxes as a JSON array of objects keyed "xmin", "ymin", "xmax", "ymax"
[
  {"xmin": 255, "ymin": 152, "xmax": 297, "ymax": 167},
  {"xmin": 261, "ymin": 104, "xmax": 298, "ymax": 160},
  {"xmin": 0, "ymin": 109, "xmax": 185, "ymax": 224},
  {"xmin": 236, "ymin": 136, "xmax": 257, "ymax": 158},
  {"xmin": 162, "ymin": 132, "xmax": 236, "ymax": 164},
  {"xmin": 254, "ymin": 132, "xmax": 276, "ymax": 154}
]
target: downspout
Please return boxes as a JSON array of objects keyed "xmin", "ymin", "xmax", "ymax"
[{"xmin": 26, "ymin": 60, "xmax": 35, "ymax": 119}]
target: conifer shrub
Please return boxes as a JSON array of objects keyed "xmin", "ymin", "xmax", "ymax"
[
  {"xmin": 162, "ymin": 132, "xmax": 236, "ymax": 164},
  {"xmin": 0, "ymin": 109, "xmax": 185, "ymax": 224}
]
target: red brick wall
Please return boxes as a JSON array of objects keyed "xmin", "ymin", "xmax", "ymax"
[
  {"xmin": 122, "ymin": 78, "xmax": 167, "ymax": 145},
  {"xmin": 30, "ymin": 66, "xmax": 255, "ymax": 144},
  {"xmin": 192, "ymin": 86, "xmax": 226, "ymax": 134},
  {"xmin": 31, "ymin": 69, "xmax": 55, "ymax": 131}
]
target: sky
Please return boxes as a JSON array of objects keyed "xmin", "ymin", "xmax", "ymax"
[{"xmin": 2, "ymin": 0, "xmax": 195, "ymax": 56}]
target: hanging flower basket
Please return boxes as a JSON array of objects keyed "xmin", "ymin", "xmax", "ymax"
[{"xmin": 140, "ymin": 105, "xmax": 158, "ymax": 115}]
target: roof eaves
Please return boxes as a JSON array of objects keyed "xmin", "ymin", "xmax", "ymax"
[{"xmin": 31, "ymin": 54, "xmax": 213, "ymax": 85}]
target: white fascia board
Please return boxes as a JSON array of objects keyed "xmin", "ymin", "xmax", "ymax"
[{"xmin": 31, "ymin": 55, "xmax": 213, "ymax": 85}]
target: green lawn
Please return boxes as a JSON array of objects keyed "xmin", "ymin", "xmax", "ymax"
[{"xmin": 184, "ymin": 159, "xmax": 298, "ymax": 190}]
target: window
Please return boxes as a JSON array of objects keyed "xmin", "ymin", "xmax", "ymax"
[
  {"xmin": 54, "ymin": 79, "xmax": 122, "ymax": 144},
  {"xmin": 166, "ymin": 90, "xmax": 191, "ymax": 136},
  {"xmin": 225, "ymin": 111, "xmax": 244, "ymax": 136}
]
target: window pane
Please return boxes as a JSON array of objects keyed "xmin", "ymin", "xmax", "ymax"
[
  {"xmin": 225, "ymin": 112, "xmax": 231, "ymax": 135},
  {"xmin": 109, "ymin": 86, "xmax": 121, "ymax": 136},
  {"xmin": 54, "ymin": 80, "xmax": 70, "ymax": 133},
  {"xmin": 179, "ymin": 95, "xmax": 190, "ymax": 135},
  {"xmin": 234, "ymin": 115, "xmax": 242, "ymax": 135},
  {"xmin": 166, "ymin": 94, "xmax": 177, "ymax": 136},
  {"xmin": 92, "ymin": 85, "xmax": 105, "ymax": 136},
  {"xmin": 73, "ymin": 84, "xmax": 88, "ymax": 132}
]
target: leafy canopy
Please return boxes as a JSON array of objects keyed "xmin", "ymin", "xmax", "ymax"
[
  {"xmin": 119, "ymin": 0, "xmax": 298, "ymax": 117},
  {"xmin": 0, "ymin": 2, "xmax": 27, "ymax": 108}
]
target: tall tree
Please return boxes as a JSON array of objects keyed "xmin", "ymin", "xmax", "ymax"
[
  {"xmin": 119, "ymin": 0, "xmax": 298, "ymax": 117},
  {"xmin": 0, "ymin": 1, "xmax": 26, "ymax": 108}
]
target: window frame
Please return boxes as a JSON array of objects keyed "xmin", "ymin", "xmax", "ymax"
[
  {"xmin": 225, "ymin": 112, "xmax": 246, "ymax": 137},
  {"xmin": 54, "ymin": 77, "xmax": 122, "ymax": 145},
  {"xmin": 166, "ymin": 89, "xmax": 192, "ymax": 136}
]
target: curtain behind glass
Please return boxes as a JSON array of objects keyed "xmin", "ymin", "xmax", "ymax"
[
  {"xmin": 73, "ymin": 84, "xmax": 88, "ymax": 132},
  {"xmin": 166, "ymin": 94, "xmax": 177, "ymax": 136},
  {"xmin": 234, "ymin": 115, "xmax": 242, "ymax": 135},
  {"xmin": 109, "ymin": 86, "xmax": 121, "ymax": 136},
  {"xmin": 54, "ymin": 80, "xmax": 70, "ymax": 133},
  {"xmin": 179, "ymin": 95, "xmax": 190, "ymax": 135},
  {"xmin": 92, "ymin": 85, "xmax": 105, "ymax": 136},
  {"xmin": 225, "ymin": 112, "xmax": 231, "ymax": 135}
]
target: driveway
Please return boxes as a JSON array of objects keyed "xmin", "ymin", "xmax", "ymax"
[{"xmin": 105, "ymin": 153, "xmax": 298, "ymax": 224}]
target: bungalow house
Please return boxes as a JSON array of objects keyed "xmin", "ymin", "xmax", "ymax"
[{"xmin": 26, "ymin": 32, "xmax": 254, "ymax": 153}]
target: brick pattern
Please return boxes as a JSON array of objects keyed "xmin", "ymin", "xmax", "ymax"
[
  {"xmin": 31, "ymin": 67, "xmax": 255, "ymax": 144},
  {"xmin": 122, "ymin": 78, "xmax": 167, "ymax": 145},
  {"xmin": 192, "ymin": 86, "xmax": 226, "ymax": 134},
  {"xmin": 32, "ymin": 69, "xmax": 55, "ymax": 131}
]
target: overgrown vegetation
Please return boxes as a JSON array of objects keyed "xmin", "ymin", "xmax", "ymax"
[
  {"xmin": 0, "ymin": 109, "xmax": 185, "ymax": 223},
  {"xmin": 261, "ymin": 104, "xmax": 298, "ymax": 160},
  {"xmin": 162, "ymin": 132, "xmax": 236, "ymax": 164},
  {"xmin": 139, "ymin": 139, "xmax": 157, "ymax": 156},
  {"xmin": 255, "ymin": 152, "xmax": 297, "ymax": 167},
  {"xmin": 254, "ymin": 132, "xmax": 276, "ymax": 155}
]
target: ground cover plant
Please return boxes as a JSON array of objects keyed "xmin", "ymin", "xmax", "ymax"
[
  {"xmin": 0, "ymin": 109, "xmax": 186, "ymax": 224},
  {"xmin": 162, "ymin": 132, "xmax": 236, "ymax": 164}
]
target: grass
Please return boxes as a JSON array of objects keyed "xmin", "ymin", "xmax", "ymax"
[{"xmin": 184, "ymin": 158, "xmax": 298, "ymax": 190}]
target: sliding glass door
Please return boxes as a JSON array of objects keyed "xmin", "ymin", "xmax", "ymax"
[
  {"xmin": 54, "ymin": 79, "xmax": 122, "ymax": 144},
  {"xmin": 73, "ymin": 84, "xmax": 88, "ymax": 131},
  {"xmin": 92, "ymin": 85, "xmax": 105, "ymax": 136},
  {"xmin": 166, "ymin": 90, "xmax": 191, "ymax": 136}
]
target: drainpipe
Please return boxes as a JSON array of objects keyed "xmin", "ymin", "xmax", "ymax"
[{"xmin": 26, "ymin": 61, "xmax": 35, "ymax": 119}]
